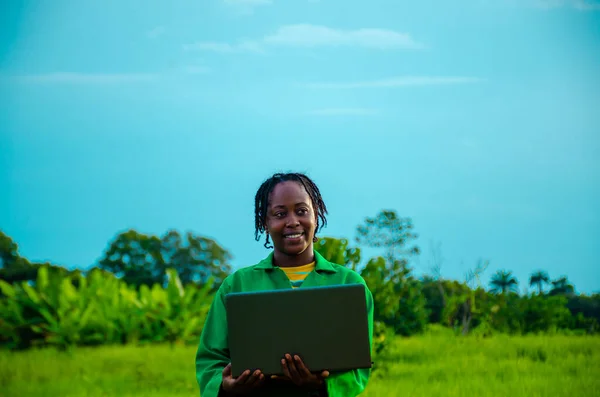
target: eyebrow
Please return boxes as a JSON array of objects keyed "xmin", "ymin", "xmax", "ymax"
[{"xmin": 271, "ymin": 202, "xmax": 310, "ymax": 209}]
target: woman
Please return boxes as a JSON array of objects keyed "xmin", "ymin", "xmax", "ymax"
[{"xmin": 195, "ymin": 172, "xmax": 374, "ymax": 397}]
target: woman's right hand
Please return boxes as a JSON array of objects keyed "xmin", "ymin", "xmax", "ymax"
[{"xmin": 221, "ymin": 363, "xmax": 265, "ymax": 395}]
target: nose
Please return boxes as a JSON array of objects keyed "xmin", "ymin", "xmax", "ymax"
[{"xmin": 285, "ymin": 213, "xmax": 300, "ymax": 227}]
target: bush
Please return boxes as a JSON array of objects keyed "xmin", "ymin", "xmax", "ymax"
[{"xmin": 0, "ymin": 265, "xmax": 214, "ymax": 350}]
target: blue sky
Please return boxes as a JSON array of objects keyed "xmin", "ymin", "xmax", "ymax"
[{"xmin": 1, "ymin": 0, "xmax": 599, "ymax": 293}]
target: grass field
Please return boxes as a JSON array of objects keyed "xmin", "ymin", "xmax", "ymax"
[{"xmin": 1, "ymin": 334, "xmax": 599, "ymax": 397}]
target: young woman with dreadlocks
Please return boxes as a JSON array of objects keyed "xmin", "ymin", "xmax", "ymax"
[{"xmin": 195, "ymin": 172, "xmax": 374, "ymax": 397}]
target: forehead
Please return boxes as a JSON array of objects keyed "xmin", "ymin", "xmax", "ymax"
[{"xmin": 268, "ymin": 181, "xmax": 311, "ymax": 207}]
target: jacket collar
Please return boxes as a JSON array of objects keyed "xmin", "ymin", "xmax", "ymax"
[{"xmin": 254, "ymin": 250, "xmax": 337, "ymax": 273}]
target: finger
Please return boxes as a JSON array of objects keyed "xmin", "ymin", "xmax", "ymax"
[
  {"xmin": 245, "ymin": 370, "xmax": 262, "ymax": 387},
  {"xmin": 281, "ymin": 357, "xmax": 294, "ymax": 382},
  {"xmin": 317, "ymin": 370, "xmax": 330, "ymax": 385},
  {"xmin": 234, "ymin": 369, "xmax": 251, "ymax": 384},
  {"xmin": 221, "ymin": 364, "xmax": 235, "ymax": 391},
  {"xmin": 222, "ymin": 363, "xmax": 232, "ymax": 378},
  {"xmin": 285, "ymin": 354, "xmax": 302, "ymax": 383},
  {"xmin": 293, "ymin": 355, "xmax": 313, "ymax": 378},
  {"xmin": 254, "ymin": 372, "xmax": 266, "ymax": 387},
  {"xmin": 271, "ymin": 374, "xmax": 291, "ymax": 382}
]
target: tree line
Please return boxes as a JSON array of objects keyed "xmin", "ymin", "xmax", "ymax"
[{"xmin": 1, "ymin": 210, "xmax": 599, "ymax": 351}]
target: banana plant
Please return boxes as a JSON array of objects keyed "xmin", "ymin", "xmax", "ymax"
[
  {"xmin": 0, "ymin": 264, "xmax": 216, "ymax": 350},
  {"xmin": 139, "ymin": 269, "xmax": 213, "ymax": 346},
  {"xmin": 0, "ymin": 280, "xmax": 45, "ymax": 349}
]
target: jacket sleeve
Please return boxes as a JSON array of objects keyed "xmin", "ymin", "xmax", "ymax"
[
  {"xmin": 324, "ymin": 280, "xmax": 375, "ymax": 397},
  {"xmin": 195, "ymin": 281, "xmax": 231, "ymax": 397}
]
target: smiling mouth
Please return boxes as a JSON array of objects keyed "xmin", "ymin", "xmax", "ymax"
[{"xmin": 284, "ymin": 232, "xmax": 304, "ymax": 239}]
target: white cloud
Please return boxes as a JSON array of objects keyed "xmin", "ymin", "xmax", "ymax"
[
  {"xmin": 307, "ymin": 108, "xmax": 379, "ymax": 116},
  {"xmin": 8, "ymin": 73, "xmax": 158, "ymax": 83},
  {"xmin": 264, "ymin": 24, "xmax": 423, "ymax": 49},
  {"xmin": 304, "ymin": 76, "xmax": 483, "ymax": 89},
  {"xmin": 183, "ymin": 24, "xmax": 422, "ymax": 54},
  {"xmin": 146, "ymin": 26, "xmax": 166, "ymax": 39}
]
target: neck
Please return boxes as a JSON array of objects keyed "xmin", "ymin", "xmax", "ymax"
[{"xmin": 273, "ymin": 247, "xmax": 315, "ymax": 268}]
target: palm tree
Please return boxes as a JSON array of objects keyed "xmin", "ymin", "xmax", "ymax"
[
  {"xmin": 529, "ymin": 270, "xmax": 550, "ymax": 294},
  {"xmin": 489, "ymin": 270, "xmax": 519, "ymax": 294},
  {"xmin": 549, "ymin": 276, "xmax": 575, "ymax": 296}
]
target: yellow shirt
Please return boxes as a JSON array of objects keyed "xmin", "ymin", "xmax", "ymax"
[{"xmin": 279, "ymin": 261, "xmax": 315, "ymax": 288}]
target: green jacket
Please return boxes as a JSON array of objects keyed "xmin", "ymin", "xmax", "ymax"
[{"xmin": 195, "ymin": 250, "xmax": 374, "ymax": 397}]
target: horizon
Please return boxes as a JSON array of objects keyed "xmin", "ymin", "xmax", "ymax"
[{"xmin": 1, "ymin": 0, "xmax": 599, "ymax": 294}]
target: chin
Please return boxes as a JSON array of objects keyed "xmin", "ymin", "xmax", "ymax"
[{"xmin": 281, "ymin": 244, "xmax": 310, "ymax": 256}]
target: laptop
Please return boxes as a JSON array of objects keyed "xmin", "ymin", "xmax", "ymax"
[{"xmin": 225, "ymin": 283, "xmax": 372, "ymax": 377}]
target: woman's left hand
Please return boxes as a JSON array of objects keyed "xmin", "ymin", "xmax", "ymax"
[{"xmin": 271, "ymin": 354, "xmax": 329, "ymax": 389}]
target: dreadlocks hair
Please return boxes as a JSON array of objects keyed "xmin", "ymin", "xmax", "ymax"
[{"xmin": 254, "ymin": 172, "xmax": 328, "ymax": 249}]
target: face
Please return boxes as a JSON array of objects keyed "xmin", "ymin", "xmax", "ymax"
[{"xmin": 265, "ymin": 181, "xmax": 317, "ymax": 257}]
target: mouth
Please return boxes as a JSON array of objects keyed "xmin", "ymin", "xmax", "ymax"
[{"xmin": 284, "ymin": 232, "xmax": 304, "ymax": 240}]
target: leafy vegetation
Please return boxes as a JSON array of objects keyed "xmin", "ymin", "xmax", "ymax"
[
  {"xmin": 1, "ymin": 207, "xmax": 599, "ymax": 353},
  {"xmin": 97, "ymin": 229, "xmax": 232, "ymax": 288},
  {"xmin": 489, "ymin": 270, "xmax": 519, "ymax": 294},
  {"xmin": 0, "ymin": 265, "xmax": 212, "ymax": 350}
]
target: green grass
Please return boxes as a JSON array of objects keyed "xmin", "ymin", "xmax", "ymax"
[{"xmin": 1, "ymin": 335, "xmax": 599, "ymax": 397}]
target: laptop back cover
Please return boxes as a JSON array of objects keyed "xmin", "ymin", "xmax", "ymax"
[{"xmin": 225, "ymin": 283, "xmax": 371, "ymax": 377}]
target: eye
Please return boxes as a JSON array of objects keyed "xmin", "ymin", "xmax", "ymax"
[
  {"xmin": 297, "ymin": 208, "xmax": 309, "ymax": 216},
  {"xmin": 274, "ymin": 211, "xmax": 286, "ymax": 218}
]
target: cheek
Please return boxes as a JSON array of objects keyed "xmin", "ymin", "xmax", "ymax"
[
  {"xmin": 265, "ymin": 219, "xmax": 274, "ymax": 233},
  {"xmin": 303, "ymin": 218, "xmax": 316, "ymax": 231},
  {"xmin": 267, "ymin": 219, "xmax": 283, "ymax": 232}
]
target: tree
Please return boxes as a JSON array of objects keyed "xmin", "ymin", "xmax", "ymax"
[
  {"xmin": 460, "ymin": 259, "xmax": 490, "ymax": 334},
  {"xmin": 549, "ymin": 276, "xmax": 575, "ymax": 297},
  {"xmin": 355, "ymin": 210, "xmax": 426, "ymax": 335},
  {"xmin": 421, "ymin": 240, "xmax": 447, "ymax": 324},
  {"xmin": 566, "ymin": 294, "xmax": 600, "ymax": 329},
  {"xmin": 160, "ymin": 230, "xmax": 232, "ymax": 287},
  {"xmin": 360, "ymin": 256, "xmax": 428, "ymax": 335},
  {"xmin": 314, "ymin": 237, "xmax": 361, "ymax": 270},
  {"xmin": 356, "ymin": 210, "xmax": 419, "ymax": 266},
  {"xmin": 489, "ymin": 270, "xmax": 518, "ymax": 294},
  {"xmin": 0, "ymin": 230, "xmax": 58, "ymax": 283},
  {"xmin": 438, "ymin": 259, "xmax": 490, "ymax": 335},
  {"xmin": 422, "ymin": 278, "xmax": 470, "ymax": 325},
  {"xmin": 0, "ymin": 230, "xmax": 21, "ymax": 269},
  {"xmin": 520, "ymin": 295, "xmax": 571, "ymax": 333},
  {"xmin": 98, "ymin": 230, "xmax": 164, "ymax": 287},
  {"xmin": 98, "ymin": 229, "xmax": 233, "ymax": 288},
  {"xmin": 529, "ymin": 270, "xmax": 550, "ymax": 295}
]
